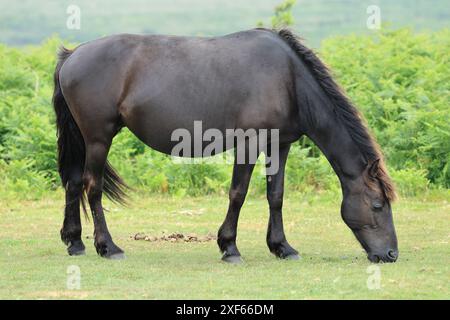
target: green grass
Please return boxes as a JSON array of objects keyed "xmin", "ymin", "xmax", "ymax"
[{"xmin": 0, "ymin": 190, "xmax": 449, "ymax": 299}]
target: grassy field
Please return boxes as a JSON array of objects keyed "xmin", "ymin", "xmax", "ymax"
[{"xmin": 0, "ymin": 191, "xmax": 449, "ymax": 299}]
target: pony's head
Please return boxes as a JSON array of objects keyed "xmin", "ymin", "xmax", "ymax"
[{"xmin": 341, "ymin": 159, "xmax": 398, "ymax": 263}]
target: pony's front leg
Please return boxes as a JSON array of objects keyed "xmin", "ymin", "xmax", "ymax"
[
  {"xmin": 84, "ymin": 141, "xmax": 124, "ymax": 259},
  {"xmin": 266, "ymin": 144, "xmax": 299, "ymax": 260},
  {"xmin": 218, "ymin": 152, "xmax": 256, "ymax": 263}
]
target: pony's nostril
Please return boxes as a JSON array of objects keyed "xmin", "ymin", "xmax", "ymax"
[{"xmin": 387, "ymin": 249, "xmax": 398, "ymax": 261}]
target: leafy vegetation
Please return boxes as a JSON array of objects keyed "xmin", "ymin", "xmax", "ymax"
[
  {"xmin": 257, "ymin": 0, "xmax": 297, "ymax": 29},
  {"xmin": 321, "ymin": 28, "xmax": 450, "ymax": 188},
  {"xmin": 0, "ymin": 26, "xmax": 448, "ymax": 199}
]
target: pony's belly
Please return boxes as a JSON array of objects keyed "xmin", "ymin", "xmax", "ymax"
[
  {"xmin": 122, "ymin": 104, "xmax": 232, "ymax": 157},
  {"xmin": 128, "ymin": 126, "xmax": 233, "ymax": 158}
]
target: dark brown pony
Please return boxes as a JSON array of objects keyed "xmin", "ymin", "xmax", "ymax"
[{"xmin": 53, "ymin": 28, "xmax": 398, "ymax": 263}]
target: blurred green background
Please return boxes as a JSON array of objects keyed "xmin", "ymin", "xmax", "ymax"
[{"xmin": 1, "ymin": 0, "xmax": 449, "ymax": 46}]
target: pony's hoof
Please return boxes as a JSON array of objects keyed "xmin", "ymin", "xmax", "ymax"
[
  {"xmin": 95, "ymin": 240, "xmax": 124, "ymax": 259},
  {"xmin": 69, "ymin": 248, "xmax": 86, "ymax": 256},
  {"xmin": 222, "ymin": 255, "xmax": 243, "ymax": 264},
  {"xmin": 283, "ymin": 254, "xmax": 300, "ymax": 260},
  {"xmin": 106, "ymin": 252, "xmax": 126, "ymax": 260},
  {"xmin": 269, "ymin": 241, "xmax": 299, "ymax": 260},
  {"xmin": 67, "ymin": 240, "xmax": 86, "ymax": 256}
]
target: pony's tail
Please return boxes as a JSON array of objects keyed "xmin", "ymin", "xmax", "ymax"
[{"xmin": 52, "ymin": 47, "xmax": 128, "ymax": 214}]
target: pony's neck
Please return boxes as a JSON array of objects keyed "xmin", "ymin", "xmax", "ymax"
[{"xmin": 303, "ymin": 103, "xmax": 366, "ymax": 190}]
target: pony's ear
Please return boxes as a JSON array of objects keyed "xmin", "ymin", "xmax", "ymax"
[{"xmin": 368, "ymin": 159, "xmax": 380, "ymax": 178}]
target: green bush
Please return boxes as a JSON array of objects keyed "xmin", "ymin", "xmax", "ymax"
[
  {"xmin": 0, "ymin": 159, "xmax": 50, "ymax": 199},
  {"xmin": 390, "ymin": 168, "xmax": 430, "ymax": 197},
  {"xmin": 285, "ymin": 145, "xmax": 339, "ymax": 193},
  {"xmin": 321, "ymin": 28, "xmax": 450, "ymax": 187},
  {"xmin": 0, "ymin": 29, "xmax": 448, "ymax": 199}
]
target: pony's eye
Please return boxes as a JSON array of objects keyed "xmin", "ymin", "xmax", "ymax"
[{"xmin": 372, "ymin": 202, "xmax": 383, "ymax": 211}]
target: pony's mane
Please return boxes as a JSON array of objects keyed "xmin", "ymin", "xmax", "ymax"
[{"xmin": 277, "ymin": 29, "xmax": 396, "ymax": 201}]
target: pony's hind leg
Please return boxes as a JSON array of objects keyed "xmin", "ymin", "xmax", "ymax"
[
  {"xmin": 266, "ymin": 144, "xmax": 299, "ymax": 260},
  {"xmin": 84, "ymin": 139, "xmax": 124, "ymax": 259},
  {"xmin": 61, "ymin": 167, "xmax": 86, "ymax": 255}
]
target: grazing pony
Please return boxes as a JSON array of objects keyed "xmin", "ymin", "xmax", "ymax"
[{"xmin": 53, "ymin": 28, "xmax": 398, "ymax": 263}]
